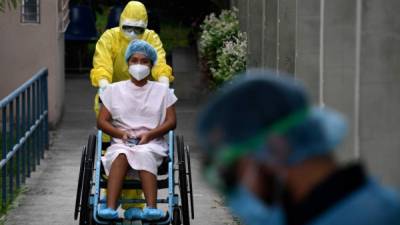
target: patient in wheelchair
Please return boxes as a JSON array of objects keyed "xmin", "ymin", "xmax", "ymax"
[{"xmin": 97, "ymin": 40, "xmax": 177, "ymax": 220}]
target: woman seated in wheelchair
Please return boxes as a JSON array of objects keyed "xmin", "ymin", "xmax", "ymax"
[{"xmin": 97, "ymin": 40, "xmax": 177, "ymax": 220}]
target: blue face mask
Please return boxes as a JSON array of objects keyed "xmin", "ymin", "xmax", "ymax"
[{"xmin": 227, "ymin": 185, "xmax": 284, "ymax": 225}]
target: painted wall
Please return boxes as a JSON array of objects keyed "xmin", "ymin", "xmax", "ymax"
[
  {"xmin": 232, "ymin": 0, "xmax": 400, "ymax": 188},
  {"xmin": 0, "ymin": 0, "xmax": 65, "ymax": 128}
]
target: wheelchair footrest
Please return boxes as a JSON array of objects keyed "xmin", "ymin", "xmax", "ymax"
[
  {"xmin": 97, "ymin": 217, "xmax": 124, "ymax": 223},
  {"xmin": 127, "ymin": 211, "xmax": 170, "ymax": 223}
]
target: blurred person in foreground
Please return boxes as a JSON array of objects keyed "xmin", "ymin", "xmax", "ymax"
[{"xmin": 196, "ymin": 70, "xmax": 400, "ymax": 225}]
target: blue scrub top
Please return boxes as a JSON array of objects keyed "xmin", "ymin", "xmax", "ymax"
[{"xmin": 309, "ymin": 180, "xmax": 400, "ymax": 225}]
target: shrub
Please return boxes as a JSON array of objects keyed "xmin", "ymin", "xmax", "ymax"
[
  {"xmin": 199, "ymin": 8, "xmax": 240, "ymax": 68},
  {"xmin": 210, "ymin": 31, "xmax": 247, "ymax": 86},
  {"xmin": 199, "ymin": 8, "xmax": 247, "ymax": 88}
]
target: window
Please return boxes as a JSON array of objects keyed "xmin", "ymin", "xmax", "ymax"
[
  {"xmin": 21, "ymin": 0, "xmax": 40, "ymax": 24},
  {"xmin": 58, "ymin": 0, "xmax": 70, "ymax": 32}
]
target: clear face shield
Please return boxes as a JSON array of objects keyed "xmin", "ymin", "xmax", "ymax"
[{"xmin": 202, "ymin": 108, "xmax": 309, "ymax": 195}]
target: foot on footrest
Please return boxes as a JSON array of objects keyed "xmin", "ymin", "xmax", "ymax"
[
  {"xmin": 142, "ymin": 207, "xmax": 165, "ymax": 220},
  {"xmin": 98, "ymin": 208, "xmax": 119, "ymax": 220}
]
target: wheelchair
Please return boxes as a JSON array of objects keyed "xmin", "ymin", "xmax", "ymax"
[{"xmin": 74, "ymin": 127, "xmax": 194, "ymax": 224}]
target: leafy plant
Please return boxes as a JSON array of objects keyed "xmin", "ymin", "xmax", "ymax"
[
  {"xmin": 0, "ymin": 0, "xmax": 19, "ymax": 12},
  {"xmin": 159, "ymin": 22, "xmax": 190, "ymax": 54},
  {"xmin": 210, "ymin": 31, "xmax": 247, "ymax": 86},
  {"xmin": 199, "ymin": 8, "xmax": 247, "ymax": 88},
  {"xmin": 199, "ymin": 8, "xmax": 240, "ymax": 69}
]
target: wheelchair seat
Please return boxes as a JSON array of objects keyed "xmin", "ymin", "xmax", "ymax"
[{"xmin": 99, "ymin": 141, "xmax": 170, "ymax": 189}]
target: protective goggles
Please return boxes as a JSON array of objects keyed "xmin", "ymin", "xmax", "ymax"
[
  {"xmin": 203, "ymin": 108, "xmax": 309, "ymax": 193},
  {"xmin": 122, "ymin": 25, "xmax": 145, "ymax": 35}
]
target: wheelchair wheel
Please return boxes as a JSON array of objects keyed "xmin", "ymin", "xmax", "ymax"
[
  {"xmin": 176, "ymin": 136, "xmax": 190, "ymax": 225},
  {"xmin": 185, "ymin": 145, "xmax": 195, "ymax": 220},
  {"xmin": 74, "ymin": 147, "xmax": 87, "ymax": 220},
  {"xmin": 172, "ymin": 206, "xmax": 182, "ymax": 225},
  {"xmin": 79, "ymin": 134, "xmax": 97, "ymax": 225}
]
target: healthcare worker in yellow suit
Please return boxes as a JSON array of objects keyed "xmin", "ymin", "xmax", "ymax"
[
  {"xmin": 90, "ymin": 1, "xmax": 173, "ymax": 88},
  {"xmin": 91, "ymin": 1, "xmax": 173, "ymax": 119},
  {"xmin": 90, "ymin": 1, "xmax": 173, "ymax": 209}
]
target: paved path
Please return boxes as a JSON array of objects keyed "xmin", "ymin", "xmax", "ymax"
[{"xmin": 3, "ymin": 47, "xmax": 237, "ymax": 225}]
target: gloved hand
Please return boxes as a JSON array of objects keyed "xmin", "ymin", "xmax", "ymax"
[
  {"xmin": 99, "ymin": 79, "xmax": 110, "ymax": 91},
  {"xmin": 158, "ymin": 76, "xmax": 170, "ymax": 87}
]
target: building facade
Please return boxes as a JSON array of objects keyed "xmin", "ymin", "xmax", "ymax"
[{"xmin": 0, "ymin": 0, "xmax": 69, "ymax": 127}]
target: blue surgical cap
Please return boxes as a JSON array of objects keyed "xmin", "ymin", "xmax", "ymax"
[
  {"xmin": 196, "ymin": 69, "xmax": 347, "ymax": 165},
  {"xmin": 125, "ymin": 40, "xmax": 157, "ymax": 64}
]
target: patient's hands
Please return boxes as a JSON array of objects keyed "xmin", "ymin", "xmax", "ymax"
[
  {"xmin": 137, "ymin": 132, "xmax": 154, "ymax": 145},
  {"xmin": 121, "ymin": 131, "xmax": 133, "ymax": 143}
]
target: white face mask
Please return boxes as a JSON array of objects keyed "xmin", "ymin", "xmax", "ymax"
[{"xmin": 128, "ymin": 64, "xmax": 150, "ymax": 81}]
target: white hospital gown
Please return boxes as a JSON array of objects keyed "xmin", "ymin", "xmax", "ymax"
[{"xmin": 99, "ymin": 80, "xmax": 177, "ymax": 177}]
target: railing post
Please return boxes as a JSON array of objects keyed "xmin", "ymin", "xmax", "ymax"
[
  {"xmin": 35, "ymin": 80, "xmax": 39, "ymax": 166},
  {"xmin": 2, "ymin": 107, "xmax": 7, "ymax": 209},
  {"xmin": 39, "ymin": 77, "xmax": 44, "ymax": 159},
  {"xmin": 22, "ymin": 91, "xmax": 26, "ymax": 184},
  {"xmin": 44, "ymin": 70, "xmax": 49, "ymax": 150},
  {"xmin": 9, "ymin": 101, "xmax": 14, "ymax": 200},
  {"xmin": 32, "ymin": 83, "xmax": 36, "ymax": 171},
  {"xmin": 16, "ymin": 96, "xmax": 20, "ymax": 189},
  {"xmin": 27, "ymin": 87, "xmax": 31, "ymax": 178}
]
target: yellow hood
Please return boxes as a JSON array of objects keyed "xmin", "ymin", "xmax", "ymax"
[{"xmin": 119, "ymin": 1, "xmax": 148, "ymax": 28}]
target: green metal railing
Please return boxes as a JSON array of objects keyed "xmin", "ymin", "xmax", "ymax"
[{"xmin": 0, "ymin": 68, "xmax": 48, "ymax": 210}]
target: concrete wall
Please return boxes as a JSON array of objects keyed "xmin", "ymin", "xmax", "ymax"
[
  {"xmin": 233, "ymin": 0, "xmax": 400, "ymax": 188},
  {"xmin": 358, "ymin": 0, "xmax": 400, "ymax": 188},
  {"xmin": 0, "ymin": 0, "xmax": 65, "ymax": 127}
]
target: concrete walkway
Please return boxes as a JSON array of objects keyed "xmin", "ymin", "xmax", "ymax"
[{"xmin": 3, "ymin": 47, "xmax": 237, "ymax": 225}]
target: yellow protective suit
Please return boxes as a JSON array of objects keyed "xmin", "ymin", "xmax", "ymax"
[{"xmin": 91, "ymin": 1, "xmax": 173, "ymax": 209}]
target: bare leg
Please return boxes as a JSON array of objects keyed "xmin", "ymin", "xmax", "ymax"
[
  {"xmin": 107, "ymin": 154, "xmax": 129, "ymax": 209},
  {"xmin": 139, "ymin": 170, "xmax": 157, "ymax": 208}
]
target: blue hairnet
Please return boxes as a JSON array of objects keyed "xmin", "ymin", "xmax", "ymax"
[
  {"xmin": 125, "ymin": 40, "xmax": 157, "ymax": 64},
  {"xmin": 196, "ymin": 69, "xmax": 347, "ymax": 165}
]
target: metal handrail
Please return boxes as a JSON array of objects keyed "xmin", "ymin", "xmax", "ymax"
[{"xmin": 0, "ymin": 68, "xmax": 49, "ymax": 209}]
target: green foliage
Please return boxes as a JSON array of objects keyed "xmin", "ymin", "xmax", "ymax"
[
  {"xmin": 0, "ymin": 0, "xmax": 19, "ymax": 12},
  {"xmin": 199, "ymin": 8, "xmax": 247, "ymax": 88},
  {"xmin": 199, "ymin": 8, "xmax": 240, "ymax": 68},
  {"xmin": 95, "ymin": 6, "xmax": 110, "ymax": 35},
  {"xmin": 210, "ymin": 32, "xmax": 247, "ymax": 86},
  {"xmin": 87, "ymin": 6, "xmax": 111, "ymax": 66},
  {"xmin": 159, "ymin": 22, "xmax": 190, "ymax": 54}
]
